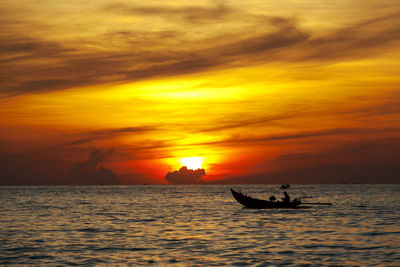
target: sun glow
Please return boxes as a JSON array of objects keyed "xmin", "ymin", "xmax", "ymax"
[{"xmin": 180, "ymin": 157, "xmax": 203, "ymax": 170}]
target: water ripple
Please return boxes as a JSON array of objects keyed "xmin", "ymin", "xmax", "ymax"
[{"xmin": 1, "ymin": 184, "xmax": 399, "ymax": 266}]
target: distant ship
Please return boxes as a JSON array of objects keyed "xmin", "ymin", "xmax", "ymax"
[{"xmin": 280, "ymin": 184, "xmax": 290, "ymax": 189}]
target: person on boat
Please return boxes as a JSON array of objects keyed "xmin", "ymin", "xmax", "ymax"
[
  {"xmin": 283, "ymin": 191, "xmax": 290, "ymax": 202},
  {"xmin": 269, "ymin": 195, "xmax": 276, "ymax": 202}
]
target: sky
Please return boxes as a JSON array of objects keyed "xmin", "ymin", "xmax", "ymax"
[{"xmin": 1, "ymin": 0, "xmax": 400, "ymax": 184}]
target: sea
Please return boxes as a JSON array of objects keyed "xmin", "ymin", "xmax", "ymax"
[{"xmin": 1, "ymin": 184, "xmax": 399, "ymax": 266}]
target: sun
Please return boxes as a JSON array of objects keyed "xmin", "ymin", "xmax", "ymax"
[{"xmin": 180, "ymin": 157, "xmax": 203, "ymax": 170}]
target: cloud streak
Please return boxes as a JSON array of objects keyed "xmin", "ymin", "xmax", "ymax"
[
  {"xmin": 65, "ymin": 126, "xmax": 156, "ymax": 146},
  {"xmin": 184, "ymin": 127, "xmax": 400, "ymax": 148},
  {"xmin": 105, "ymin": 2, "xmax": 235, "ymax": 24}
]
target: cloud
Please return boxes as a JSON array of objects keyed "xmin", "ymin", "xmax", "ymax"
[
  {"xmin": 0, "ymin": 37, "xmax": 71, "ymax": 58},
  {"xmin": 1, "ymin": 16, "xmax": 308, "ymax": 96},
  {"xmin": 91, "ymin": 166, "xmax": 120, "ymax": 185},
  {"xmin": 165, "ymin": 166, "xmax": 206, "ymax": 184},
  {"xmin": 0, "ymin": 148, "xmax": 157, "ymax": 185},
  {"xmin": 1, "ymin": 3, "xmax": 400, "ymax": 97},
  {"xmin": 300, "ymin": 12, "xmax": 400, "ymax": 61},
  {"xmin": 213, "ymin": 138, "xmax": 400, "ymax": 184},
  {"xmin": 66, "ymin": 126, "xmax": 155, "ymax": 146},
  {"xmin": 188, "ymin": 127, "xmax": 400, "ymax": 148},
  {"xmin": 192, "ymin": 113, "xmax": 294, "ymax": 133},
  {"xmin": 60, "ymin": 126, "xmax": 178, "ymax": 162},
  {"xmin": 104, "ymin": 2, "xmax": 235, "ymax": 24},
  {"xmin": 70, "ymin": 150, "xmax": 113, "ymax": 171},
  {"xmin": 69, "ymin": 149, "xmax": 120, "ymax": 184}
]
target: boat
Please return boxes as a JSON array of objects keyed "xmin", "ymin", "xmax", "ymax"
[
  {"xmin": 231, "ymin": 188, "xmax": 301, "ymax": 209},
  {"xmin": 280, "ymin": 184, "xmax": 290, "ymax": 189}
]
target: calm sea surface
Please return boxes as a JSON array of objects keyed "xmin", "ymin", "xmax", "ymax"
[{"xmin": 1, "ymin": 185, "xmax": 399, "ymax": 266}]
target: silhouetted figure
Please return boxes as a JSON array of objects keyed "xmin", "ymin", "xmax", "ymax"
[
  {"xmin": 283, "ymin": 191, "xmax": 290, "ymax": 202},
  {"xmin": 269, "ymin": 195, "xmax": 276, "ymax": 202}
]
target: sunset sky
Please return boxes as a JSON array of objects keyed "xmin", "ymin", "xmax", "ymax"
[{"xmin": 1, "ymin": 0, "xmax": 400, "ymax": 184}]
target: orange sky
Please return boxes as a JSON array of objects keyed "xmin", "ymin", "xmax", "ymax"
[{"xmin": 1, "ymin": 0, "xmax": 400, "ymax": 184}]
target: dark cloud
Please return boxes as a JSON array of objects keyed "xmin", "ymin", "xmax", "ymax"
[
  {"xmin": 0, "ymin": 147, "xmax": 161, "ymax": 185},
  {"xmin": 91, "ymin": 166, "xmax": 119, "ymax": 185},
  {"xmin": 0, "ymin": 149, "xmax": 120, "ymax": 185},
  {"xmin": 105, "ymin": 2, "xmax": 235, "ymax": 24},
  {"xmin": 193, "ymin": 114, "xmax": 294, "ymax": 133},
  {"xmin": 303, "ymin": 12, "xmax": 400, "ymax": 61},
  {"xmin": 255, "ymin": 128, "xmax": 360, "ymax": 142},
  {"xmin": 70, "ymin": 150, "xmax": 113, "ymax": 172},
  {"xmin": 66, "ymin": 126, "xmax": 155, "ymax": 146},
  {"xmin": 69, "ymin": 149, "xmax": 119, "ymax": 184},
  {"xmin": 165, "ymin": 166, "xmax": 206, "ymax": 184},
  {"xmin": 220, "ymin": 23, "xmax": 310, "ymax": 56},
  {"xmin": 335, "ymin": 90, "xmax": 400, "ymax": 118},
  {"xmin": 0, "ymin": 38, "xmax": 70, "ymax": 56},
  {"xmin": 190, "ymin": 128, "xmax": 348, "ymax": 147}
]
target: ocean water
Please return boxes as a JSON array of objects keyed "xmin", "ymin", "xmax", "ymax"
[{"xmin": 1, "ymin": 184, "xmax": 399, "ymax": 266}]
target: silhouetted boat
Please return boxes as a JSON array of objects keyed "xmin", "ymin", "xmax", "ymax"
[
  {"xmin": 231, "ymin": 188, "xmax": 301, "ymax": 209},
  {"xmin": 280, "ymin": 184, "xmax": 290, "ymax": 189}
]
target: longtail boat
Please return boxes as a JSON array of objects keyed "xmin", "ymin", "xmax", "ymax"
[
  {"xmin": 231, "ymin": 188, "xmax": 332, "ymax": 209},
  {"xmin": 231, "ymin": 188, "xmax": 301, "ymax": 209}
]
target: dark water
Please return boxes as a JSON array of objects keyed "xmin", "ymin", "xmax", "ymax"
[{"xmin": 1, "ymin": 185, "xmax": 399, "ymax": 266}]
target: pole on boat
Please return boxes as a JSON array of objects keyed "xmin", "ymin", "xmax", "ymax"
[{"xmin": 301, "ymin": 202, "xmax": 332, "ymax": 205}]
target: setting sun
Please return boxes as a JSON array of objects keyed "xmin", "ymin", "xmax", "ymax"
[{"xmin": 180, "ymin": 157, "xmax": 203, "ymax": 170}]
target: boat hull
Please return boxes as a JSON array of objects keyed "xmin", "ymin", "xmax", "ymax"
[{"xmin": 231, "ymin": 188, "xmax": 301, "ymax": 209}]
